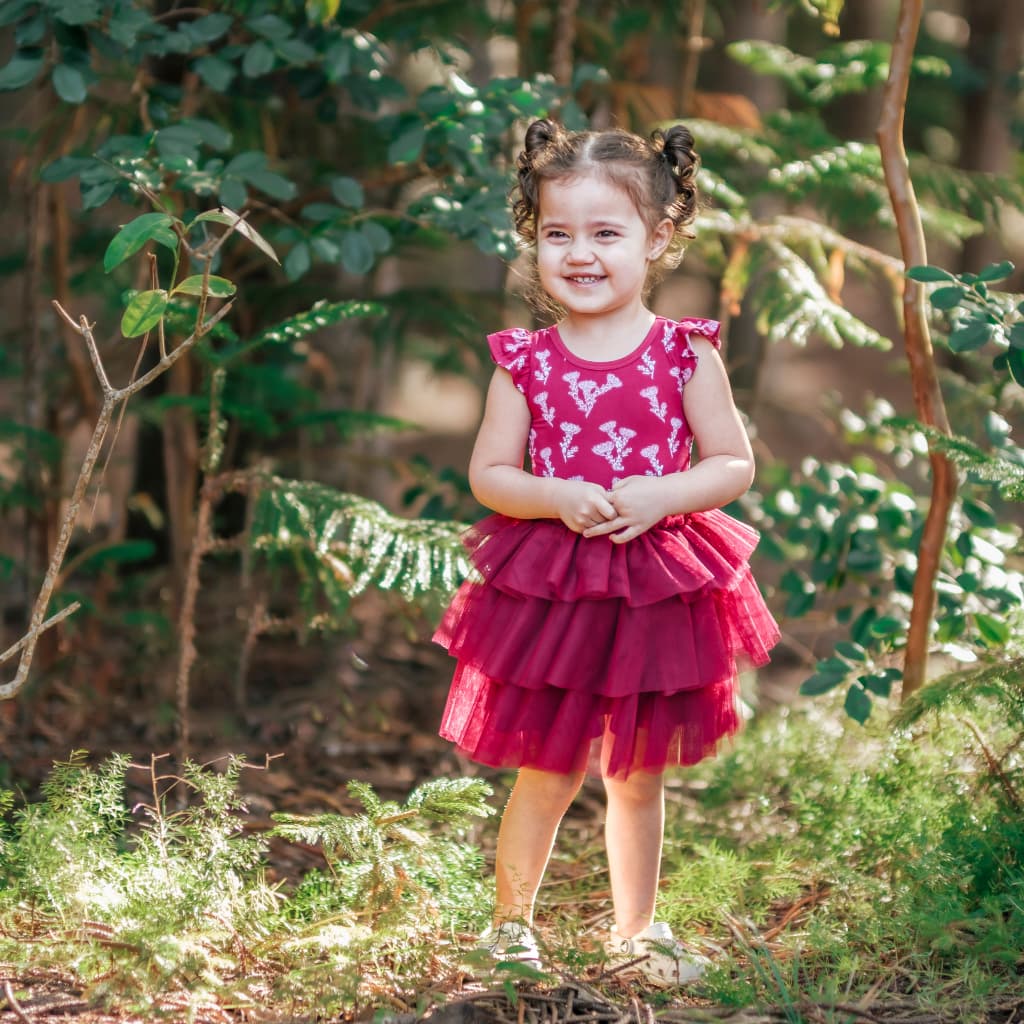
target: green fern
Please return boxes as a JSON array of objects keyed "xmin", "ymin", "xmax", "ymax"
[
  {"xmin": 250, "ymin": 477, "xmax": 471, "ymax": 618},
  {"xmin": 894, "ymin": 657, "xmax": 1024, "ymax": 731},
  {"xmin": 270, "ymin": 777, "xmax": 493, "ymax": 923},
  {"xmin": 751, "ymin": 238, "xmax": 893, "ymax": 348}
]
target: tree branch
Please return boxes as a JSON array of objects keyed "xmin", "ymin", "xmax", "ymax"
[
  {"xmin": 876, "ymin": 0, "xmax": 958, "ymax": 701},
  {"xmin": 1, "ymin": 295, "xmax": 235, "ymax": 702}
]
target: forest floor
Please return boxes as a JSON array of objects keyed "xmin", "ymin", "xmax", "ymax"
[{"xmin": 1, "ymin": 590, "xmax": 1021, "ymax": 1024}]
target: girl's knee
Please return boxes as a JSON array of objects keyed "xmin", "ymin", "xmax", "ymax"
[
  {"xmin": 513, "ymin": 767, "xmax": 585, "ymax": 810},
  {"xmin": 603, "ymin": 770, "xmax": 664, "ymax": 806}
]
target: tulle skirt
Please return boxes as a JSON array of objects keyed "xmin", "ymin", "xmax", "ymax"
[{"xmin": 434, "ymin": 510, "xmax": 780, "ymax": 780}]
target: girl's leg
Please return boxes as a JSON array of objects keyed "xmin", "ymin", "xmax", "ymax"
[
  {"xmin": 494, "ymin": 766, "xmax": 585, "ymax": 924},
  {"xmin": 602, "ymin": 770, "xmax": 665, "ymax": 937}
]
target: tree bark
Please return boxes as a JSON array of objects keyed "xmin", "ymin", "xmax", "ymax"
[{"xmin": 876, "ymin": 0, "xmax": 958, "ymax": 701}]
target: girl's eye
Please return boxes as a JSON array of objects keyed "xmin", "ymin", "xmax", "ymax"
[
  {"xmin": 545, "ymin": 230, "xmax": 569, "ymax": 240},
  {"xmin": 597, "ymin": 230, "xmax": 618, "ymax": 239}
]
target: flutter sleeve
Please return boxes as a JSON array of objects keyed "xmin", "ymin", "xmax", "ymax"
[
  {"xmin": 486, "ymin": 328, "xmax": 534, "ymax": 394},
  {"xmin": 669, "ymin": 317, "xmax": 721, "ymax": 387}
]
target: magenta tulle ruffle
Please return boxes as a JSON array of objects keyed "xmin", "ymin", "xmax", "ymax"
[{"xmin": 434, "ymin": 510, "xmax": 780, "ymax": 779}]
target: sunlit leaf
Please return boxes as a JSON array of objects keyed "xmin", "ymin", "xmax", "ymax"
[
  {"xmin": 191, "ymin": 207, "xmax": 280, "ymax": 264},
  {"xmin": 171, "ymin": 275, "xmax": 237, "ymax": 298},
  {"xmin": 121, "ymin": 290, "xmax": 168, "ymax": 338},
  {"xmin": 103, "ymin": 213, "xmax": 175, "ymax": 273}
]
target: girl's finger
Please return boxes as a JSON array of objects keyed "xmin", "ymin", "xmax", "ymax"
[
  {"xmin": 583, "ymin": 517, "xmax": 622, "ymax": 538},
  {"xmin": 597, "ymin": 496, "xmax": 617, "ymax": 519}
]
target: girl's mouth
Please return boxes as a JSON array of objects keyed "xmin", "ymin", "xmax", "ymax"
[{"xmin": 566, "ymin": 275, "xmax": 605, "ymax": 285}]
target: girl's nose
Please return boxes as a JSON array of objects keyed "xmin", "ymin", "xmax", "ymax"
[{"xmin": 567, "ymin": 239, "xmax": 594, "ymax": 262}]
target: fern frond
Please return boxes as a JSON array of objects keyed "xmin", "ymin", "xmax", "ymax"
[
  {"xmin": 890, "ymin": 422, "xmax": 1024, "ymax": 501},
  {"xmin": 727, "ymin": 39, "xmax": 948, "ymax": 106},
  {"xmin": 404, "ymin": 777, "xmax": 495, "ymax": 824},
  {"xmin": 751, "ymin": 238, "xmax": 893, "ymax": 348},
  {"xmin": 215, "ymin": 299, "xmax": 385, "ymax": 365},
  {"xmin": 894, "ymin": 657, "xmax": 1024, "ymax": 730},
  {"xmin": 251, "ymin": 477, "xmax": 471, "ymax": 615}
]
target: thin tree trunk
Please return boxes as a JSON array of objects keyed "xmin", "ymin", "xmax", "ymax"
[
  {"xmin": 551, "ymin": 0, "xmax": 578, "ymax": 88},
  {"xmin": 876, "ymin": 0, "xmax": 958, "ymax": 701},
  {"xmin": 677, "ymin": 0, "xmax": 706, "ymax": 116}
]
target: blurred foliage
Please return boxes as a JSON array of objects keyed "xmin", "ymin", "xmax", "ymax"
[{"xmin": 0, "ymin": 0, "xmax": 1021, "ymax": 726}]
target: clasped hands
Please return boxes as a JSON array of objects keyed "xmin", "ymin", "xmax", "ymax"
[{"xmin": 556, "ymin": 477, "xmax": 673, "ymax": 545}]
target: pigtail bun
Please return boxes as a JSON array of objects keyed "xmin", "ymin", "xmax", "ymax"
[
  {"xmin": 513, "ymin": 118, "xmax": 565, "ymax": 243},
  {"xmin": 653, "ymin": 124, "xmax": 700, "ymax": 230}
]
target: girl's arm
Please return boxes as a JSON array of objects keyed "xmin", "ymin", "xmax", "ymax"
[
  {"xmin": 470, "ymin": 368, "xmax": 617, "ymax": 532},
  {"xmin": 584, "ymin": 338, "xmax": 754, "ymax": 544}
]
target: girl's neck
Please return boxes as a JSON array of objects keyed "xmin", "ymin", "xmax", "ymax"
[{"xmin": 556, "ymin": 305, "xmax": 656, "ymax": 361}]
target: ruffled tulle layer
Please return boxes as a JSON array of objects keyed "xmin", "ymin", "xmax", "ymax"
[
  {"xmin": 440, "ymin": 665, "xmax": 741, "ymax": 778},
  {"xmin": 465, "ymin": 509, "xmax": 760, "ymax": 606},
  {"xmin": 434, "ymin": 510, "xmax": 780, "ymax": 779}
]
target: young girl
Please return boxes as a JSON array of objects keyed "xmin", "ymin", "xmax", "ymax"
[{"xmin": 434, "ymin": 118, "xmax": 779, "ymax": 985}]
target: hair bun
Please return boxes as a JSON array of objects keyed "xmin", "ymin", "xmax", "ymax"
[
  {"xmin": 524, "ymin": 118, "xmax": 562, "ymax": 157},
  {"xmin": 659, "ymin": 124, "xmax": 698, "ymax": 179}
]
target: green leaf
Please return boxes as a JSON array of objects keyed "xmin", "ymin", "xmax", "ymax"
[
  {"xmin": 193, "ymin": 55, "xmax": 236, "ymax": 92},
  {"xmin": 75, "ymin": 540, "xmax": 156, "ymax": 573},
  {"xmin": 218, "ymin": 177, "xmax": 248, "ymax": 210},
  {"xmin": 52, "ymin": 63, "xmax": 87, "ymax": 103},
  {"xmin": 276, "ymin": 38, "xmax": 317, "ymax": 64},
  {"xmin": 800, "ymin": 671, "xmax": 846, "ymax": 696},
  {"xmin": 906, "ymin": 265, "xmax": 955, "ymax": 283},
  {"xmin": 361, "ymin": 221, "xmax": 391, "ymax": 254},
  {"xmin": 331, "ymin": 175, "xmax": 364, "ymax": 208},
  {"xmin": 929, "ymin": 285, "xmax": 965, "ymax": 310},
  {"xmin": 245, "ymin": 169, "xmax": 297, "ymax": 201},
  {"xmin": 1008, "ymin": 323, "xmax": 1024, "ymax": 350},
  {"xmin": 948, "ymin": 319, "xmax": 993, "ymax": 353},
  {"xmin": 242, "ymin": 40, "xmax": 275, "ymax": 77},
  {"xmin": 387, "ymin": 123, "xmax": 425, "ymax": 165},
  {"xmin": 248, "ymin": 13, "xmax": 292, "ymax": 38},
  {"xmin": 975, "ymin": 259, "xmax": 1014, "ymax": 283},
  {"xmin": 191, "ymin": 207, "xmax": 280, "ymax": 265},
  {"xmin": 170, "ymin": 275, "xmax": 237, "ymax": 298},
  {"xmin": 844, "ymin": 683, "xmax": 872, "ymax": 724},
  {"xmin": 187, "ymin": 12, "xmax": 232, "ymax": 43},
  {"xmin": 0, "ymin": 50, "xmax": 44, "ymax": 90},
  {"xmin": 869, "ymin": 615, "xmax": 904, "ymax": 638},
  {"xmin": 121, "ymin": 290, "xmax": 168, "ymax": 338},
  {"xmin": 961, "ymin": 497, "xmax": 997, "ymax": 528},
  {"xmin": 1006, "ymin": 347, "xmax": 1024, "ymax": 386},
  {"xmin": 285, "ymin": 242, "xmax": 311, "ymax": 280},
  {"xmin": 225, "ymin": 150, "xmax": 267, "ymax": 175},
  {"xmin": 340, "ymin": 229, "xmax": 375, "ymax": 274},
  {"xmin": 835, "ymin": 641, "xmax": 867, "ymax": 662},
  {"xmin": 302, "ymin": 202, "xmax": 342, "ymax": 222},
  {"xmin": 103, "ymin": 213, "xmax": 175, "ymax": 273},
  {"xmin": 306, "ymin": 0, "xmax": 341, "ymax": 23},
  {"xmin": 974, "ymin": 613, "xmax": 1010, "ymax": 647},
  {"xmin": 40, "ymin": 155, "xmax": 94, "ymax": 183}
]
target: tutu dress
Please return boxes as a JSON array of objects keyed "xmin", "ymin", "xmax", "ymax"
[{"xmin": 434, "ymin": 316, "xmax": 780, "ymax": 779}]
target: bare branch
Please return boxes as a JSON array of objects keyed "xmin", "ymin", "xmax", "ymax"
[
  {"xmin": 876, "ymin": 0, "xmax": 958, "ymax": 701},
  {"xmin": 1, "ymin": 398, "xmax": 114, "ymax": 699}
]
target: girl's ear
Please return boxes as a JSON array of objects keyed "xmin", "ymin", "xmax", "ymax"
[{"xmin": 647, "ymin": 218, "xmax": 675, "ymax": 261}]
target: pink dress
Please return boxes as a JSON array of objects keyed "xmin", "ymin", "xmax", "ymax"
[{"xmin": 434, "ymin": 316, "xmax": 780, "ymax": 779}]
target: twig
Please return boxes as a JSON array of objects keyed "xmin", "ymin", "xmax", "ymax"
[
  {"xmin": 962, "ymin": 715, "xmax": 1023, "ymax": 811},
  {"xmin": 3, "ymin": 978, "xmax": 33, "ymax": 1024}
]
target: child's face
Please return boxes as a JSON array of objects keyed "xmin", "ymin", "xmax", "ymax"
[{"xmin": 536, "ymin": 172, "xmax": 670, "ymax": 321}]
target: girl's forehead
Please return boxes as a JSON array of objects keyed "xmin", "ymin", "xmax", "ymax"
[{"xmin": 539, "ymin": 172, "xmax": 640, "ymax": 216}]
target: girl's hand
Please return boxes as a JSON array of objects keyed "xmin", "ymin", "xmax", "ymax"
[
  {"xmin": 583, "ymin": 476, "xmax": 673, "ymax": 544},
  {"xmin": 555, "ymin": 480, "xmax": 618, "ymax": 534}
]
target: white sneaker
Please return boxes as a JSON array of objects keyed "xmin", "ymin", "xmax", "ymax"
[
  {"xmin": 605, "ymin": 922, "xmax": 709, "ymax": 986},
  {"xmin": 478, "ymin": 921, "xmax": 542, "ymax": 970}
]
